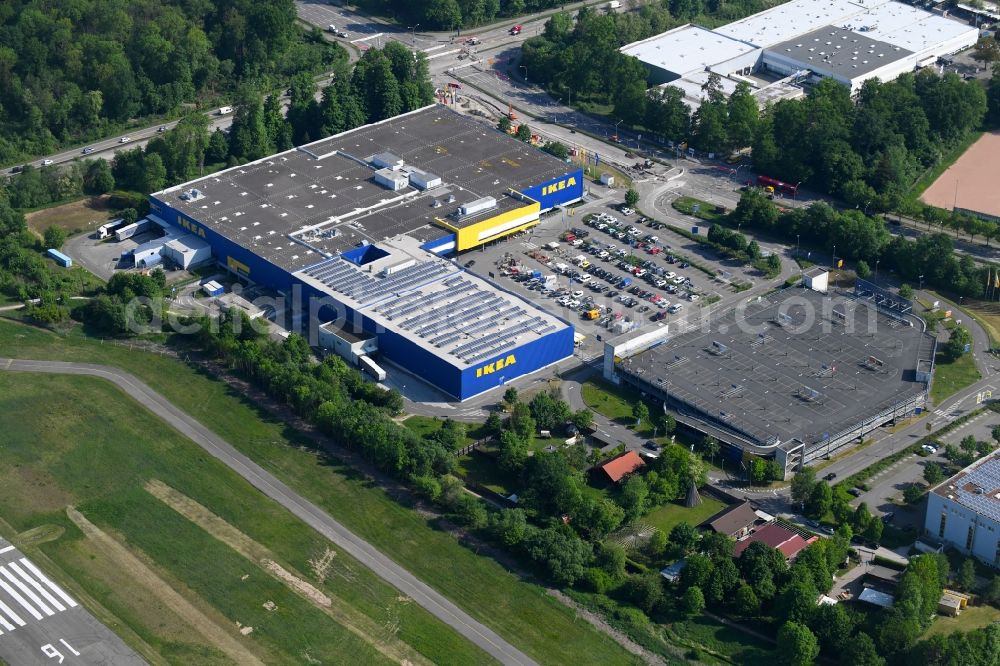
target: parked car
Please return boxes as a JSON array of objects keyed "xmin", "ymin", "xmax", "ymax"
[
  {"xmin": 119, "ymin": 136, "xmax": 131, "ymax": 143},
  {"xmin": 823, "ymin": 472, "xmax": 837, "ymax": 481}
]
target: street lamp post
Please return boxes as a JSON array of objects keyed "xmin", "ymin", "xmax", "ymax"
[
  {"xmin": 918, "ymin": 274, "xmax": 924, "ymax": 291},
  {"xmin": 796, "ymin": 234, "xmax": 800, "ymax": 258},
  {"xmin": 832, "ymin": 244, "xmax": 836, "ymax": 270},
  {"xmin": 793, "ymin": 181, "xmax": 802, "ymax": 200},
  {"xmin": 408, "ymin": 24, "xmax": 420, "ymax": 47},
  {"xmin": 614, "ymin": 119, "xmax": 622, "ymax": 141},
  {"xmin": 874, "ymin": 259, "xmax": 880, "ymax": 283}
]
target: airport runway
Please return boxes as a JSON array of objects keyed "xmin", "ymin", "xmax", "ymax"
[{"xmin": 0, "ymin": 537, "xmax": 145, "ymax": 666}]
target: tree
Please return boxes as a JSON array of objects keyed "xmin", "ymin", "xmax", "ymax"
[
  {"xmin": 498, "ymin": 430, "xmax": 529, "ymax": 473},
  {"xmin": 726, "ymin": 81, "xmax": 759, "ymax": 149},
  {"xmin": 657, "ymin": 412, "xmax": 676, "ymax": 436},
  {"xmin": 484, "ymin": 411, "xmax": 502, "ymax": 436},
  {"xmin": 856, "ymin": 259, "xmax": 872, "ymax": 278},
  {"xmin": 206, "ymin": 130, "xmax": 229, "ymax": 163},
  {"xmin": 43, "ymin": 226, "xmax": 67, "ymax": 250},
  {"xmin": 701, "ymin": 436, "xmax": 720, "ymax": 462},
  {"xmin": 508, "ymin": 401, "xmax": 535, "ymax": 440},
  {"xmin": 805, "ymin": 481, "xmax": 833, "ymax": 520},
  {"xmin": 984, "ymin": 575, "xmax": 1000, "ymax": 606},
  {"xmin": 632, "ymin": 400, "xmax": 649, "ymax": 426},
  {"xmin": 571, "ymin": 408, "xmax": 593, "ymax": 431},
  {"xmin": 522, "ymin": 452, "xmax": 583, "ymax": 517},
  {"xmin": 679, "ymin": 553, "xmax": 713, "ymax": 591},
  {"xmin": 515, "ymin": 123, "xmax": 532, "ymax": 142},
  {"xmin": 706, "ymin": 556, "xmax": 740, "ymax": 605},
  {"xmin": 923, "ymin": 463, "xmax": 944, "ymax": 486},
  {"xmin": 903, "ymin": 483, "xmax": 925, "ymax": 505},
  {"xmin": 141, "ymin": 152, "xmax": 167, "ymax": 193},
  {"xmin": 489, "ymin": 508, "xmax": 528, "ymax": 546},
  {"xmin": 943, "ymin": 326, "xmax": 973, "ymax": 361},
  {"xmin": 497, "ymin": 114, "xmax": 512, "ymax": 133},
  {"xmin": 840, "ymin": 631, "xmax": 885, "ymax": 666},
  {"xmin": 775, "ymin": 577, "xmax": 818, "ymax": 625},
  {"xmin": 863, "ymin": 516, "xmax": 884, "ymax": 544},
  {"xmin": 739, "ymin": 541, "xmax": 787, "ymax": 600},
  {"xmin": 525, "ymin": 527, "xmax": 592, "ymax": 585},
  {"xmin": 502, "ymin": 386, "xmax": 518, "ymax": 407},
  {"xmin": 82, "ymin": 160, "xmax": 114, "ymax": 194},
  {"xmin": 625, "ymin": 188, "xmax": 640, "ymax": 208},
  {"xmin": 791, "ymin": 468, "xmax": 817, "ymax": 507},
  {"xmin": 810, "ymin": 603, "xmax": 855, "ymax": 655},
  {"xmin": 669, "ymin": 522, "xmax": 698, "ymax": 554},
  {"xmin": 619, "ymin": 475, "xmax": 649, "ymax": 518},
  {"xmin": 681, "ymin": 585, "xmax": 706, "ymax": 616},
  {"xmin": 958, "ymin": 558, "xmax": 977, "ymax": 592},
  {"xmin": 899, "ymin": 283, "xmax": 914, "ymax": 299},
  {"xmin": 777, "ymin": 621, "xmax": 820, "ymax": 666},
  {"xmin": 973, "ymin": 36, "xmax": 1000, "ymax": 66},
  {"xmin": 542, "ymin": 141, "xmax": 569, "ymax": 160},
  {"xmin": 733, "ymin": 584, "xmax": 759, "ymax": 616},
  {"xmin": 629, "ymin": 573, "xmax": 665, "ymax": 614}
]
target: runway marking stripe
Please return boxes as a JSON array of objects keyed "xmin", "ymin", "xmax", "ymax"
[
  {"xmin": 1, "ymin": 566, "xmax": 55, "ymax": 616},
  {"xmin": 8, "ymin": 562, "xmax": 65, "ymax": 612},
  {"xmin": 0, "ymin": 574, "xmax": 43, "ymax": 620},
  {"xmin": 19, "ymin": 559, "xmax": 77, "ymax": 608}
]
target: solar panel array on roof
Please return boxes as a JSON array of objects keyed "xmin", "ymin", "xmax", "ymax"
[
  {"xmin": 302, "ymin": 256, "xmax": 451, "ymax": 305},
  {"xmin": 948, "ymin": 455, "xmax": 1000, "ymax": 522}
]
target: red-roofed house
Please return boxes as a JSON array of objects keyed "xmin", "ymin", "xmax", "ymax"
[
  {"xmin": 598, "ymin": 451, "xmax": 646, "ymax": 484},
  {"xmin": 733, "ymin": 523, "xmax": 817, "ymax": 561}
]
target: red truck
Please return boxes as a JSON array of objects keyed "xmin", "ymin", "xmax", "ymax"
[{"xmin": 509, "ymin": 24, "xmax": 522, "ymax": 35}]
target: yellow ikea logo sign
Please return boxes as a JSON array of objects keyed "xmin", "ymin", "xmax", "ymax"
[
  {"xmin": 541, "ymin": 176, "xmax": 577, "ymax": 197},
  {"xmin": 227, "ymin": 256, "xmax": 251, "ymax": 276},
  {"xmin": 177, "ymin": 216, "xmax": 207, "ymax": 238},
  {"xmin": 475, "ymin": 355, "xmax": 516, "ymax": 378}
]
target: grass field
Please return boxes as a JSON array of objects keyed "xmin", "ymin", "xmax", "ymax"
[
  {"xmin": 24, "ymin": 195, "xmax": 112, "ymax": 236},
  {"xmin": 924, "ymin": 604, "xmax": 1000, "ymax": 638},
  {"xmin": 0, "ymin": 319, "xmax": 640, "ymax": 665},
  {"xmin": 0, "ymin": 372, "xmax": 489, "ymax": 665},
  {"xmin": 643, "ymin": 498, "xmax": 726, "ymax": 535},
  {"xmin": 930, "ymin": 350, "xmax": 981, "ymax": 404},
  {"xmin": 672, "ymin": 196, "xmax": 725, "ymax": 222},
  {"xmin": 961, "ymin": 299, "xmax": 1000, "ymax": 348},
  {"xmin": 581, "ymin": 378, "xmax": 655, "ymax": 437}
]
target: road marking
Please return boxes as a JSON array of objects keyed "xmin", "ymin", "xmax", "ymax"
[
  {"xmin": 0, "ymin": 599, "xmax": 19, "ymax": 631},
  {"xmin": 427, "ymin": 49, "xmax": 462, "ymax": 60},
  {"xmin": 7, "ymin": 562, "xmax": 65, "ymax": 612},
  {"xmin": 0, "ymin": 546, "xmax": 12, "ymax": 555},
  {"xmin": 0, "ymin": 566, "xmax": 53, "ymax": 616},
  {"xmin": 18, "ymin": 559, "xmax": 77, "ymax": 609},
  {"xmin": 351, "ymin": 32, "xmax": 383, "ymax": 43},
  {"xmin": 0, "ymin": 574, "xmax": 43, "ymax": 620}
]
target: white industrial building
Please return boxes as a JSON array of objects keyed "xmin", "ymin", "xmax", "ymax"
[
  {"xmin": 925, "ymin": 452, "xmax": 1000, "ymax": 568},
  {"xmin": 621, "ymin": 0, "xmax": 980, "ymax": 108}
]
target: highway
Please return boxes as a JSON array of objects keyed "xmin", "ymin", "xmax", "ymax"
[{"xmin": 0, "ymin": 358, "xmax": 538, "ymax": 666}]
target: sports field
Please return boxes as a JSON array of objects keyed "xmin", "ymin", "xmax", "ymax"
[
  {"xmin": 0, "ymin": 372, "xmax": 492, "ymax": 665},
  {"xmin": 921, "ymin": 131, "xmax": 1000, "ymax": 221},
  {"xmin": 0, "ymin": 319, "xmax": 640, "ymax": 665}
]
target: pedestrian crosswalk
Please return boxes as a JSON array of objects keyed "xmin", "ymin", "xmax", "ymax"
[
  {"xmin": 0, "ymin": 556, "xmax": 77, "ymax": 636},
  {"xmin": 522, "ymin": 241, "xmax": 538, "ymax": 250}
]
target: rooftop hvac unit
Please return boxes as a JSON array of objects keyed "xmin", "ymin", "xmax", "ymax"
[
  {"xmin": 370, "ymin": 152, "xmax": 404, "ymax": 170},
  {"xmin": 459, "ymin": 196, "xmax": 496, "ymax": 217},
  {"xmin": 432, "ymin": 199, "xmax": 442, "ymax": 208},
  {"xmin": 447, "ymin": 194, "xmax": 457, "ymax": 203}
]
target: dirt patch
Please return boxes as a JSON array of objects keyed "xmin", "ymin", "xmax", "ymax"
[
  {"xmin": 308, "ymin": 547, "xmax": 337, "ymax": 584},
  {"xmin": 921, "ymin": 131, "xmax": 1000, "ymax": 219},
  {"xmin": 145, "ymin": 479, "xmax": 433, "ymax": 666},
  {"xmin": 66, "ymin": 506, "xmax": 265, "ymax": 666},
  {"xmin": 263, "ymin": 559, "xmax": 332, "ymax": 607},
  {"xmin": 16, "ymin": 524, "xmax": 64, "ymax": 546},
  {"xmin": 25, "ymin": 195, "xmax": 112, "ymax": 236}
]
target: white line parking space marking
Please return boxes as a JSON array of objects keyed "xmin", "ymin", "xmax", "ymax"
[
  {"xmin": 18, "ymin": 559, "xmax": 77, "ymax": 609},
  {"xmin": 7, "ymin": 562, "xmax": 65, "ymax": 612},
  {"xmin": 0, "ymin": 575, "xmax": 43, "ymax": 620},
  {"xmin": 0, "ymin": 566, "xmax": 53, "ymax": 616}
]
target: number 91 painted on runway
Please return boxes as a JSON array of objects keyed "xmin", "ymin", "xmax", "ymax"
[{"xmin": 41, "ymin": 639, "xmax": 81, "ymax": 663}]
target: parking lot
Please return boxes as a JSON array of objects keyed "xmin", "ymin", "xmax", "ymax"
[{"xmin": 464, "ymin": 199, "xmax": 722, "ymax": 357}]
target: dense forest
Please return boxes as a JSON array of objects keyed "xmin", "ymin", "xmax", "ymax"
[
  {"xmin": 0, "ymin": 43, "xmax": 434, "ymax": 219},
  {"xmin": 0, "ymin": 0, "xmax": 344, "ymax": 163}
]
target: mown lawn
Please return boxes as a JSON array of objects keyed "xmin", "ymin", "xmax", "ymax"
[
  {"xmin": 0, "ymin": 373, "xmax": 486, "ymax": 665},
  {"xmin": 672, "ymin": 196, "xmax": 726, "ymax": 222},
  {"xmin": 0, "ymin": 319, "xmax": 640, "ymax": 665},
  {"xmin": 924, "ymin": 604, "xmax": 1000, "ymax": 638},
  {"xmin": 644, "ymin": 497, "xmax": 726, "ymax": 535},
  {"xmin": 930, "ymin": 350, "xmax": 981, "ymax": 404}
]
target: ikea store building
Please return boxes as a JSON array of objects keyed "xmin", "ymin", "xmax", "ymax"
[{"xmin": 150, "ymin": 105, "xmax": 583, "ymax": 400}]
